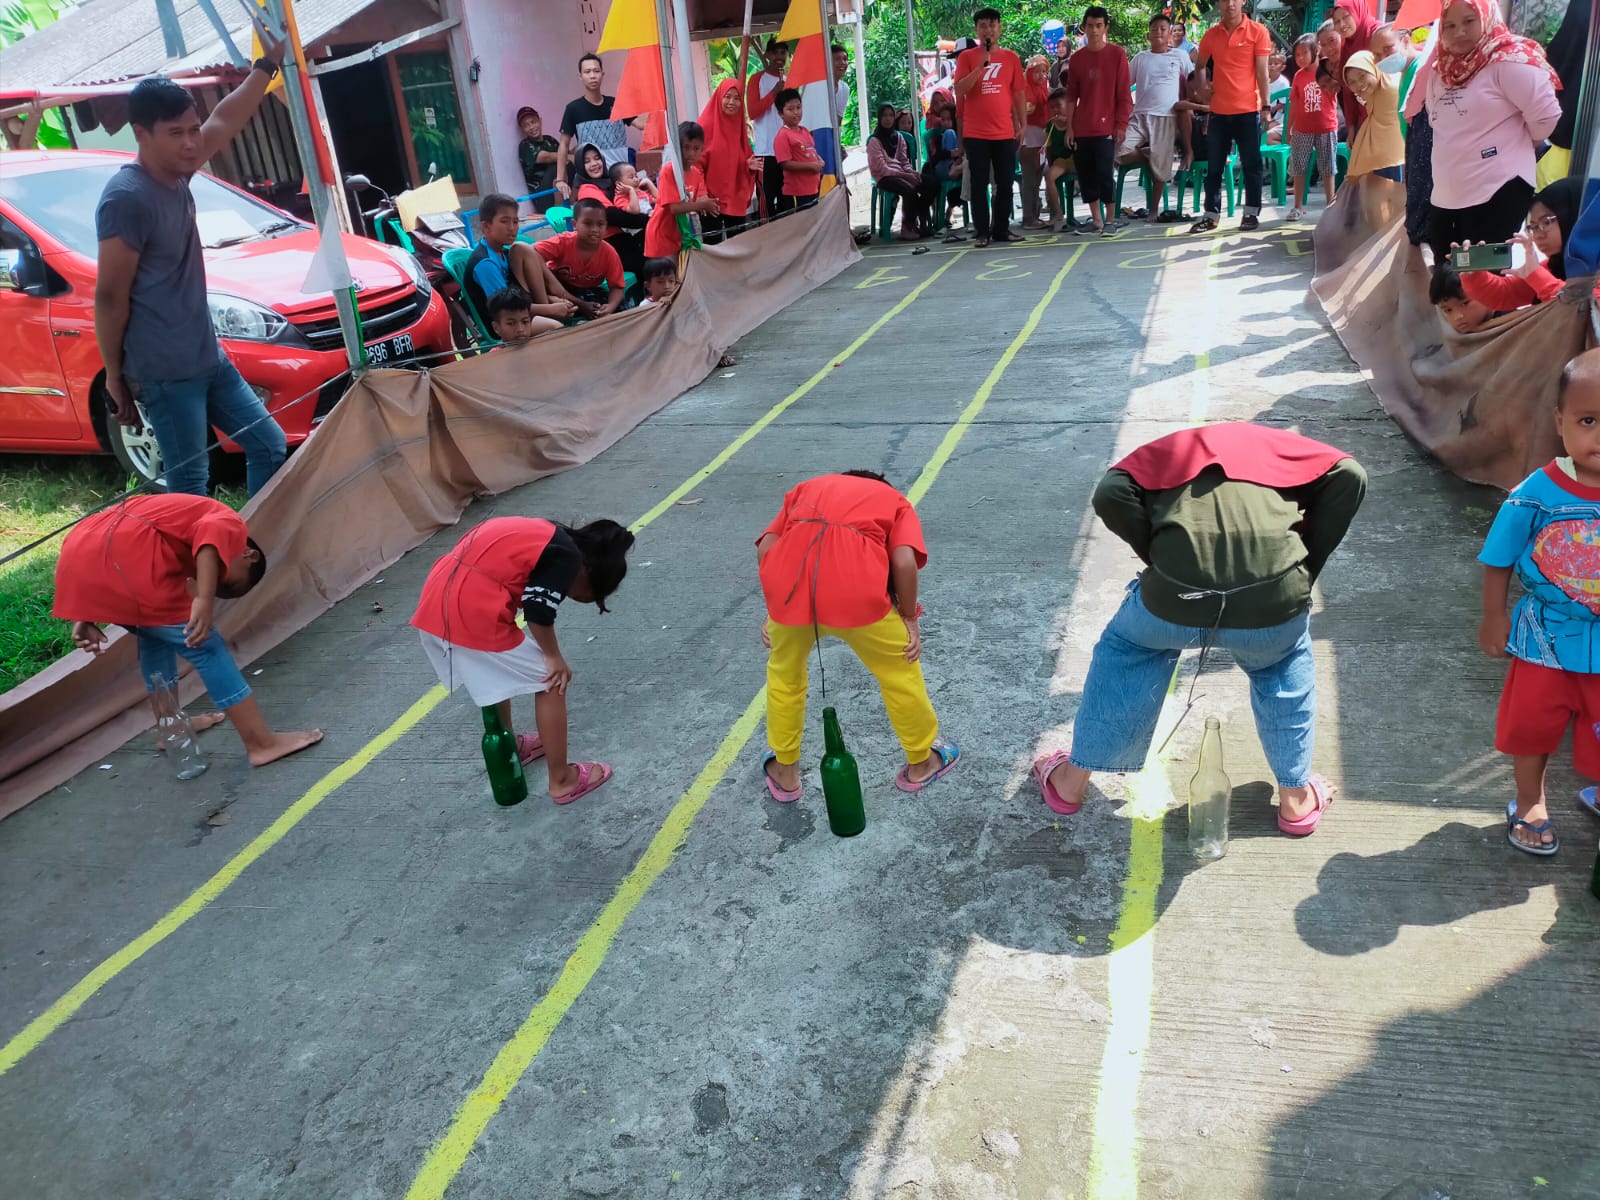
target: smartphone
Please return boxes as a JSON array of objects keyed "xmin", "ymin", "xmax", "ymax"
[{"xmin": 1450, "ymin": 242, "xmax": 1526, "ymax": 272}]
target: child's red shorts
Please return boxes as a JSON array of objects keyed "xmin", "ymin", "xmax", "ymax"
[{"xmin": 1496, "ymin": 658, "xmax": 1600, "ymax": 778}]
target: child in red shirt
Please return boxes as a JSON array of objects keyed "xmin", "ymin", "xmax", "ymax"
[
  {"xmin": 645, "ymin": 120, "xmax": 718, "ymax": 259},
  {"xmin": 1287, "ymin": 34, "xmax": 1338, "ymax": 219},
  {"xmin": 411, "ymin": 516, "xmax": 634, "ymax": 804},
  {"xmin": 772, "ymin": 88, "xmax": 823, "ymax": 215},
  {"xmin": 756, "ymin": 471, "xmax": 960, "ymax": 801},
  {"xmin": 51, "ymin": 494, "xmax": 323, "ymax": 767},
  {"xmin": 536, "ymin": 198, "xmax": 626, "ymax": 319}
]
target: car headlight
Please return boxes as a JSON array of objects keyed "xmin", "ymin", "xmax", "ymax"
[
  {"xmin": 386, "ymin": 245, "xmax": 432, "ymax": 300},
  {"xmin": 208, "ymin": 293, "xmax": 287, "ymax": 341}
]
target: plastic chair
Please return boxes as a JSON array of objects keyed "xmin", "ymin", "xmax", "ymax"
[
  {"xmin": 1259, "ymin": 143, "xmax": 1291, "ymax": 206},
  {"xmin": 1052, "ymin": 173, "xmax": 1080, "ymax": 226},
  {"xmin": 870, "ymin": 184, "xmax": 899, "ymax": 242},
  {"xmin": 897, "ymin": 129, "xmax": 919, "ymax": 167},
  {"xmin": 544, "ymin": 206, "xmax": 573, "ymax": 234},
  {"xmin": 441, "ymin": 245, "xmax": 494, "ymax": 343},
  {"xmin": 1178, "ymin": 158, "xmax": 1237, "ymax": 217},
  {"xmin": 933, "ymin": 177, "xmax": 969, "ymax": 232},
  {"xmin": 1114, "ymin": 162, "xmax": 1172, "ymax": 215}
]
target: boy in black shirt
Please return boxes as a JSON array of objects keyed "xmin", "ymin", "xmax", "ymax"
[{"xmin": 516, "ymin": 107, "xmax": 560, "ymax": 211}]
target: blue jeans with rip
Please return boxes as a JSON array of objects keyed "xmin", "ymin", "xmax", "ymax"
[
  {"xmin": 1069, "ymin": 580, "xmax": 1316, "ymax": 787},
  {"xmin": 132, "ymin": 356, "xmax": 287, "ymax": 496},
  {"xmin": 133, "ymin": 624, "xmax": 252, "ymax": 710}
]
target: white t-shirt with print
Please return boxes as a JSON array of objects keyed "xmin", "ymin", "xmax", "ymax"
[{"xmin": 1130, "ymin": 48, "xmax": 1190, "ymax": 116}]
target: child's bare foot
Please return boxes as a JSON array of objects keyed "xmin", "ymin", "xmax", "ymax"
[
  {"xmin": 765, "ymin": 757, "xmax": 801, "ymax": 793},
  {"xmin": 904, "ymin": 751, "xmax": 942, "ymax": 784},
  {"xmin": 247, "ymin": 729, "xmax": 324, "ymax": 767},
  {"xmin": 549, "ymin": 761, "xmax": 612, "ymax": 804}
]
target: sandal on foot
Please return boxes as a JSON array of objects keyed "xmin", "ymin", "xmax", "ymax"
[
  {"xmin": 895, "ymin": 738, "xmax": 961, "ymax": 793},
  {"xmin": 1278, "ymin": 775, "xmax": 1336, "ymax": 836},
  {"xmin": 517, "ymin": 733, "xmax": 547, "ymax": 765},
  {"xmin": 973, "ymin": 237, "xmax": 990, "ymax": 248},
  {"xmin": 1506, "ymin": 799, "xmax": 1559, "ymax": 856},
  {"xmin": 1579, "ymin": 786, "xmax": 1600, "ymax": 819},
  {"xmin": 762, "ymin": 751, "xmax": 803, "ymax": 803},
  {"xmin": 1032, "ymin": 749, "xmax": 1082, "ymax": 815},
  {"xmin": 552, "ymin": 761, "xmax": 611, "ymax": 805},
  {"xmin": 717, "ymin": 353, "xmax": 736, "ymax": 367}
]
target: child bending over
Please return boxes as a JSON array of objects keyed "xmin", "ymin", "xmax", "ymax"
[
  {"xmin": 52, "ymin": 494, "xmax": 323, "ymax": 766},
  {"xmin": 411, "ymin": 516, "xmax": 634, "ymax": 804},
  {"xmin": 756, "ymin": 471, "xmax": 960, "ymax": 801},
  {"xmin": 1480, "ymin": 349, "xmax": 1600, "ymax": 855},
  {"xmin": 464, "ymin": 193, "xmax": 575, "ymax": 331},
  {"xmin": 486, "ymin": 286, "xmax": 561, "ymax": 342}
]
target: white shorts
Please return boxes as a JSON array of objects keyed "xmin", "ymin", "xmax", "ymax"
[
  {"xmin": 1117, "ymin": 113, "xmax": 1179, "ymax": 182},
  {"xmin": 419, "ymin": 630, "xmax": 549, "ymax": 706}
]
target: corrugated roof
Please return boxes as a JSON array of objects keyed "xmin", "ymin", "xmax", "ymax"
[{"xmin": 0, "ymin": 0, "xmax": 381, "ymax": 90}]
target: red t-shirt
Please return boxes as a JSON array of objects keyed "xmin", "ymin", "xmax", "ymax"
[
  {"xmin": 1064, "ymin": 44, "xmax": 1132, "ymax": 138},
  {"xmin": 1289, "ymin": 67, "xmax": 1338, "ymax": 135},
  {"xmin": 773, "ymin": 124, "xmax": 822, "ymax": 196},
  {"xmin": 643, "ymin": 161, "xmax": 705, "ymax": 258},
  {"xmin": 758, "ymin": 475, "xmax": 928, "ymax": 628},
  {"xmin": 534, "ymin": 230, "xmax": 624, "ymax": 292},
  {"xmin": 955, "ymin": 47, "xmax": 1025, "ymax": 141},
  {"xmin": 1025, "ymin": 78, "xmax": 1050, "ymax": 128},
  {"xmin": 53, "ymin": 494, "xmax": 248, "ymax": 628},
  {"xmin": 411, "ymin": 517, "xmax": 564, "ymax": 652}
]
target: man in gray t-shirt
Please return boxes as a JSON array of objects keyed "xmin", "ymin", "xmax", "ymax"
[{"xmin": 95, "ymin": 48, "xmax": 287, "ymax": 496}]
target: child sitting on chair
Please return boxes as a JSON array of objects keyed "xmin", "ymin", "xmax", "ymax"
[
  {"xmin": 1044, "ymin": 89, "xmax": 1077, "ymax": 232},
  {"xmin": 411, "ymin": 516, "xmax": 634, "ymax": 804},
  {"xmin": 609, "ymin": 162, "xmax": 657, "ymax": 214},
  {"xmin": 756, "ymin": 470, "xmax": 960, "ymax": 802},
  {"xmin": 463, "ymin": 192, "xmax": 574, "ymax": 328}
]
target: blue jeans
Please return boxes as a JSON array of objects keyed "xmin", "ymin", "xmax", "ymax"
[
  {"xmin": 1069, "ymin": 581, "xmax": 1315, "ymax": 787},
  {"xmin": 1205, "ymin": 111, "xmax": 1264, "ymax": 217},
  {"xmin": 133, "ymin": 624, "xmax": 252, "ymax": 710},
  {"xmin": 132, "ymin": 357, "xmax": 287, "ymax": 496}
]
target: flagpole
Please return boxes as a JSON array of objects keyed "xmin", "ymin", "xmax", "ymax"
[
  {"xmin": 671, "ymin": 0, "xmax": 699, "ymax": 115},
  {"xmin": 260, "ymin": 0, "xmax": 364, "ymax": 372},
  {"xmin": 904, "ymin": 0, "xmax": 921, "ymax": 151},
  {"xmin": 652, "ymin": 0, "xmax": 686, "ymax": 201},
  {"xmin": 819, "ymin": 0, "xmax": 840, "ymax": 180}
]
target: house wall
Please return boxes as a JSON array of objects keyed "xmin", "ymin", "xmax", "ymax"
[{"xmin": 454, "ymin": 0, "xmax": 708, "ymax": 199}]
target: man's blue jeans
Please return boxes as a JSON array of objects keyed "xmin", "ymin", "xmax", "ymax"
[
  {"xmin": 133, "ymin": 624, "xmax": 252, "ymax": 710},
  {"xmin": 132, "ymin": 357, "xmax": 286, "ymax": 496},
  {"xmin": 1069, "ymin": 581, "xmax": 1316, "ymax": 787},
  {"xmin": 1205, "ymin": 111, "xmax": 1265, "ymax": 217}
]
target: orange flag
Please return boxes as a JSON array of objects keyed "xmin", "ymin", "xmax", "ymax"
[
  {"xmin": 613, "ymin": 46, "xmax": 665, "ymax": 120},
  {"xmin": 785, "ymin": 33, "xmax": 828, "ymax": 88}
]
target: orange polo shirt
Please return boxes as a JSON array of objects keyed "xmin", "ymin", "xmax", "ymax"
[
  {"xmin": 758, "ymin": 474, "xmax": 927, "ymax": 628},
  {"xmin": 1197, "ymin": 17, "xmax": 1271, "ymax": 116}
]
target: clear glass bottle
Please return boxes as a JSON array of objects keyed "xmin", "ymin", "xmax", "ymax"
[
  {"xmin": 1187, "ymin": 716, "xmax": 1230, "ymax": 861},
  {"xmin": 149, "ymin": 672, "xmax": 208, "ymax": 781}
]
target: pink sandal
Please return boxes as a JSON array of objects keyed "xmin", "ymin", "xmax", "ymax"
[
  {"xmin": 1033, "ymin": 749, "xmax": 1082, "ymax": 815},
  {"xmin": 517, "ymin": 733, "xmax": 547, "ymax": 765},
  {"xmin": 552, "ymin": 761, "xmax": 612, "ymax": 805},
  {"xmin": 895, "ymin": 739, "xmax": 961, "ymax": 793},
  {"xmin": 762, "ymin": 752, "xmax": 803, "ymax": 803},
  {"xmin": 1277, "ymin": 774, "xmax": 1336, "ymax": 836}
]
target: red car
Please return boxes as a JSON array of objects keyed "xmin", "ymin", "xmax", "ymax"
[{"xmin": 0, "ymin": 149, "xmax": 452, "ymax": 483}]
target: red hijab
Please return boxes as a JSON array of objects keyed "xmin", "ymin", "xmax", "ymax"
[
  {"xmin": 1112, "ymin": 423, "xmax": 1351, "ymax": 492},
  {"xmin": 1434, "ymin": 0, "xmax": 1560, "ymax": 89},
  {"xmin": 698, "ymin": 78, "xmax": 755, "ymax": 216}
]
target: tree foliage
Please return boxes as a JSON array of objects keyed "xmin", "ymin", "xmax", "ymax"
[{"xmin": 0, "ymin": 0, "xmax": 76, "ymax": 149}]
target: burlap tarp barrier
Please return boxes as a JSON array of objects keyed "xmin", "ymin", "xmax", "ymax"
[
  {"xmin": 0, "ymin": 189, "xmax": 859, "ymax": 816},
  {"xmin": 1310, "ymin": 174, "xmax": 1597, "ymax": 491}
]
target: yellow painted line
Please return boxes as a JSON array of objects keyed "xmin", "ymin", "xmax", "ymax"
[
  {"xmin": 630, "ymin": 250, "xmax": 967, "ymax": 531},
  {"xmin": 405, "ymin": 244, "xmax": 1089, "ymax": 1200},
  {"xmin": 0, "ymin": 257, "xmax": 958, "ymax": 1080},
  {"xmin": 0, "ymin": 686, "xmax": 449, "ymax": 1078},
  {"xmin": 1087, "ymin": 234, "xmax": 1225, "ymax": 1200}
]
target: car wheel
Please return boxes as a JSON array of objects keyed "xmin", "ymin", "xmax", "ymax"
[{"xmin": 106, "ymin": 400, "xmax": 166, "ymax": 488}]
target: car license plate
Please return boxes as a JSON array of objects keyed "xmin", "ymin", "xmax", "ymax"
[{"xmin": 363, "ymin": 332, "xmax": 416, "ymax": 366}]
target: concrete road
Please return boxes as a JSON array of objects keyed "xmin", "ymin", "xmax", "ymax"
[{"xmin": 2, "ymin": 221, "xmax": 1597, "ymax": 1200}]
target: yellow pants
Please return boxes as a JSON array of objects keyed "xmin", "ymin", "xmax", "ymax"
[
  {"xmin": 765, "ymin": 611, "xmax": 938, "ymax": 766},
  {"xmin": 1536, "ymin": 146, "xmax": 1570, "ymax": 191}
]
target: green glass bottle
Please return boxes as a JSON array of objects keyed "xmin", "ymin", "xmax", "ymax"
[
  {"xmin": 1591, "ymin": 838, "xmax": 1600, "ymax": 902},
  {"xmin": 481, "ymin": 706, "xmax": 528, "ymax": 807},
  {"xmin": 820, "ymin": 706, "xmax": 865, "ymax": 838}
]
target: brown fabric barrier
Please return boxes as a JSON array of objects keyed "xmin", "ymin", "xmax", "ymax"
[
  {"xmin": 1310, "ymin": 174, "xmax": 1597, "ymax": 492},
  {"xmin": 0, "ymin": 190, "xmax": 860, "ymax": 816}
]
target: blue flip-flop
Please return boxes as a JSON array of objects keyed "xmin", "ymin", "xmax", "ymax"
[
  {"xmin": 761, "ymin": 751, "xmax": 802, "ymax": 803},
  {"xmin": 1579, "ymin": 787, "xmax": 1600, "ymax": 819},
  {"xmin": 1506, "ymin": 799, "xmax": 1559, "ymax": 857}
]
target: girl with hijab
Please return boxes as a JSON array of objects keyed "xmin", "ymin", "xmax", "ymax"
[
  {"xmin": 1342, "ymin": 51, "xmax": 1404, "ymax": 183},
  {"xmin": 866, "ymin": 102, "xmax": 933, "ymax": 240},
  {"xmin": 573, "ymin": 141, "xmax": 647, "ymax": 276},
  {"xmin": 1330, "ymin": 0, "xmax": 1379, "ymax": 132},
  {"xmin": 1459, "ymin": 177, "xmax": 1587, "ymax": 312},
  {"xmin": 1411, "ymin": 0, "xmax": 1560, "ymax": 261},
  {"xmin": 697, "ymin": 78, "xmax": 758, "ymax": 240}
]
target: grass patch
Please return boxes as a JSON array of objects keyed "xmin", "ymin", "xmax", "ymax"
[{"xmin": 0, "ymin": 454, "xmax": 244, "ymax": 694}]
